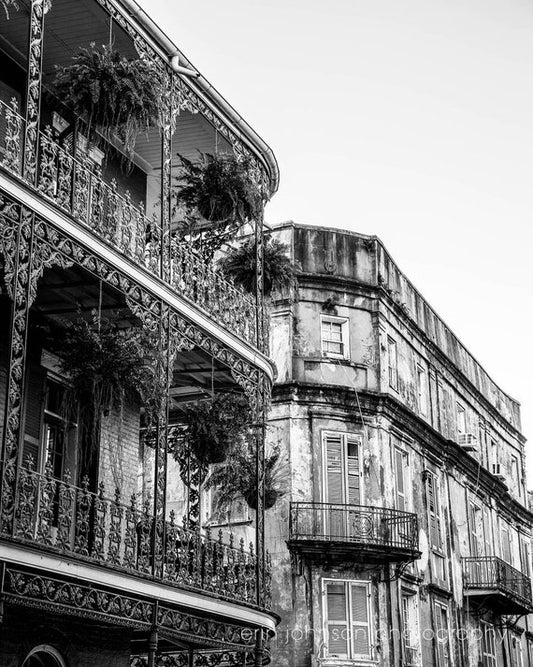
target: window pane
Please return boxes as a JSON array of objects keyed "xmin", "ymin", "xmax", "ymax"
[
  {"xmin": 327, "ymin": 584, "xmax": 347, "ymax": 620},
  {"xmin": 328, "ymin": 625, "xmax": 348, "ymax": 656}
]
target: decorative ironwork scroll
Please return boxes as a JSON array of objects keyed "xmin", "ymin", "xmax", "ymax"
[
  {"xmin": 23, "ymin": 0, "xmax": 46, "ymax": 184},
  {"xmin": 0, "ymin": 206, "xmax": 34, "ymax": 534}
]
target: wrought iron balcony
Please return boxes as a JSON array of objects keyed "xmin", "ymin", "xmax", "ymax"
[
  {"xmin": 3, "ymin": 462, "xmax": 271, "ymax": 609},
  {"xmin": 0, "ymin": 98, "xmax": 258, "ymax": 347},
  {"xmin": 288, "ymin": 501, "xmax": 420, "ymax": 564},
  {"xmin": 462, "ymin": 556, "xmax": 533, "ymax": 615}
]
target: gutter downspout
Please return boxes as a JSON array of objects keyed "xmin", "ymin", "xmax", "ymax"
[{"xmin": 116, "ymin": 0, "xmax": 280, "ymax": 196}]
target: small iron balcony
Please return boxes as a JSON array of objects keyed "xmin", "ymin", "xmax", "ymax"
[
  {"xmin": 462, "ymin": 556, "xmax": 533, "ymax": 615},
  {"xmin": 288, "ymin": 502, "xmax": 420, "ymax": 565}
]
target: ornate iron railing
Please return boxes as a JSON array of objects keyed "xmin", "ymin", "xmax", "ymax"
[
  {"xmin": 0, "ymin": 97, "xmax": 258, "ymax": 346},
  {"xmin": 462, "ymin": 556, "xmax": 532, "ymax": 609},
  {"xmin": 9, "ymin": 461, "xmax": 267, "ymax": 608},
  {"xmin": 289, "ymin": 501, "xmax": 419, "ymax": 553}
]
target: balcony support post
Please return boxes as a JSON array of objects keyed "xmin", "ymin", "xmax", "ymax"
[
  {"xmin": 254, "ymin": 628, "xmax": 264, "ymax": 667},
  {"xmin": 254, "ymin": 377, "xmax": 269, "ymax": 609},
  {"xmin": 23, "ymin": 0, "xmax": 47, "ymax": 185},
  {"xmin": 254, "ymin": 202, "xmax": 265, "ymax": 353},
  {"xmin": 160, "ymin": 69, "xmax": 174, "ymax": 284},
  {"xmin": 151, "ymin": 304, "xmax": 171, "ymax": 577},
  {"xmin": 0, "ymin": 207, "xmax": 36, "ymax": 535}
]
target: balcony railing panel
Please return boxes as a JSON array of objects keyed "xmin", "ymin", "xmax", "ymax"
[
  {"xmin": 463, "ymin": 556, "xmax": 532, "ymax": 611},
  {"xmin": 289, "ymin": 501, "xmax": 419, "ymax": 554},
  {"xmin": 9, "ymin": 462, "xmax": 265, "ymax": 608},
  {"xmin": 0, "ymin": 97, "xmax": 259, "ymax": 346}
]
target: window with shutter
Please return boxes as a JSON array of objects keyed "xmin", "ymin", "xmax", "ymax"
[
  {"xmin": 323, "ymin": 580, "xmax": 372, "ymax": 661},
  {"xmin": 426, "ymin": 472, "xmax": 443, "ymax": 552},
  {"xmin": 401, "ymin": 593, "xmax": 419, "ymax": 665},
  {"xmin": 346, "ymin": 437, "xmax": 361, "ymax": 506},
  {"xmin": 394, "ymin": 447, "xmax": 409, "ymax": 512},
  {"xmin": 387, "ymin": 337, "xmax": 398, "ymax": 389},
  {"xmin": 500, "ymin": 523, "xmax": 512, "ymax": 564},
  {"xmin": 520, "ymin": 538, "xmax": 530, "ymax": 577},
  {"xmin": 434, "ymin": 602, "xmax": 451, "ymax": 667},
  {"xmin": 325, "ymin": 583, "xmax": 349, "ymax": 658},
  {"xmin": 326, "ymin": 435, "xmax": 344, "ymax": 504},
  {"xmin": 350, "ymin": 584, "xmax": 370, "ymax": 658},
  {"xmin": 469, "ymin": 503, "xmax": 484, "ymax": 557},
  {"xmin": 323, "ymin": 432, "xmax": 362, "ymax": 506},
  {"xmin": 480, "ymin": 622, "xmax": 497, "ymax": 667}
]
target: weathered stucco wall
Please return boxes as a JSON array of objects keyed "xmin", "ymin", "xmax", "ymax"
[{"xmin": 266, "ymin": 223, "xmax": 532, "ymax": 667}]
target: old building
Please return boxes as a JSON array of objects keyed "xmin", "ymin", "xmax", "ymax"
[
  {"xmin": 0, "ymin": 1, "xmax": 278, "ymax": 665},
  {"xmin": 266, "ymin": 222, "xmax": 533, "ymax": 667}
]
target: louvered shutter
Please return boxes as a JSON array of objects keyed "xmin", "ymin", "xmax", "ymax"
[
  {"xmin": 351, "ymin": 583, "xmax": 371, "ymax": 658},
  {"xmin": 326, "ymin": 435, "xmax": 344, "ymax": 504},
  {"xmin": 483, "ymin": 507, "xmax": 492, "ymax": 557},
  {"xmin": 427, "ymin": 473, "xmax": 443, "ymax": 551},
  {"xmin": 326, "ymin": 583, "xmax": 348, "ymax": 658},
  {"xmin": 24, "ymin": 365, "xmax": 45, "ymax": 442},
  {"xmin": 501, "ymin": 524, "xmax": 512, "ymax": 564},
  {"xmin": 520, "ymin": 539, "xmax": 530, "ymax": 578},
  {"xmin": 395, "ymin": 448, "xmax": 406, "ymax": 511},
  {"xmin": 346, "ymin": 437, "xmax": 361, "ymax": 505}
]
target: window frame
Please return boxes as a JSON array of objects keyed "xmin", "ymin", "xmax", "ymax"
[
  {"xmin": 387, "ymin": 336, "xmax": 398, "ymax": 390},
  {"xmin": 416, "ymin": 364, "xmax": 428, "ymax": 416},
  {"xmin": 456, "ymin": 402, "xmax": 466, "ymax": 435},
  {"xmin": 480, "ymin": 621, "xmax": 497, "ymax": 667},
  {"xmin": 320, "ymin": 315, "xmax": 350, "ymax": 360},
  {"xmin": 322, "ymin": 431, "xmax": 364, "ymax": 507},
  {"xmin": 434, "ymin": 600, "xmax": 452, "ymax": 667},
  {"xmin": 322, "ymin": 578, "xmax": 373, "ymax": 662}
]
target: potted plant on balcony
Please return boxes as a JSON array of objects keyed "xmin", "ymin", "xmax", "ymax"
[
  {"xmin": 172, "ymin": 152, "xmax": 263, "ymax": 260},
  {"xmin": 51, "ymin": 43, "xmax": 161, "ymax": 160},
  {"xmin": 58, "ymin": 312, "xmax": 165, "ymax": 438},
  {"xmin": 181, "ymin": 392, "xmax": 252, "ymax": 465},
  {"xmin": 206, "ymin": 443, "xmax": 287, "ymax": 511},
  {"xmin": 217, "ymin": 236, "xmax": 294, "ymax": 296}
]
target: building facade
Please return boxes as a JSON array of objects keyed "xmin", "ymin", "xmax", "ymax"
[
  {"xmin": 0, "ymin": 1, "xmax": 278, "ymax": 665},
  {"xmin": 266, "ymin": 222, "xmax": 533, "ymax": 667}
]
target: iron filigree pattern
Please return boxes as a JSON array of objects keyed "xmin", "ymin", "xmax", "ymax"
[
  {"xmin": 131, "ymin": 650, "xmax": 258, "ymax": 667},
  {"xmin": 23, "ymin": 0, "xmax": 46, "ymax": 184},
  {"xmin": 0, "ymin": 205, "xmax": 35, "ymax": 534},
  {"xmin": 5, "ymin": 568, "xmax": 153, "ymax": 628}
]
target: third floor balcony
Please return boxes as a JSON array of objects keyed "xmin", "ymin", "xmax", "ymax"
[
  {"xmin": 288, "ymin": 501, "xmax": 420, "ymax": 566},
  {"xmin": 463, "ymin": 556, "xmax": 533, "ymax": 615}
]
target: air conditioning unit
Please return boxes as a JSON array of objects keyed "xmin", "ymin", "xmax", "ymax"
[
  {"xmin": 458, "ymin": 433, "xmax": 477, "ymax": 452},
  {"xmin": 492, "ymin": 463, "xmax": 505, "ymax": 481}
]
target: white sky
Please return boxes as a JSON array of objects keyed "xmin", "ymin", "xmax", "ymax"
[{"xmin": 139, "ymin": 0, "xmax": 533, "ymax": 483}]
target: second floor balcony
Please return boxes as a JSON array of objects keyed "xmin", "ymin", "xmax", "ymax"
[
  {"xmin": 463, "ymin": 556, "xmax": 533, "ymax": 615},
  {"xmin": 0, "ymin": 97, "xmax": 260, "ymax": 348},
  {"xmin": 288, "ymin": 501, "xmax": 420, "ymax": 565},
  {"xmin": 3, "ymin": 460, "xmax": 269, "ymax": 609}
]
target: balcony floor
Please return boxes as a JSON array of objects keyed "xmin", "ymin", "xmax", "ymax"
[{"xmin": 464, "ymin": 588, "xmax": 533, "ymax": 616}]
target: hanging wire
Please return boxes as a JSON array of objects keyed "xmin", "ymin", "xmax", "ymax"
[{"xmin": 97, "ymin": 278, "xmax": 103, "ymax": 334}]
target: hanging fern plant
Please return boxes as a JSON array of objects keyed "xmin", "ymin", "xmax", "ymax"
[
  {"xmin": 172, "ymin": 152, "xmax": 264, "ymax": 260},
  {"xmin": 57, "ymin": 313, "xmax": 165, "ymax": 443},
  {"xmin": 206, "ymin": 443, "xmax": 287, "ymax": 511},
  {"xmin": 51, "ymin": 43, "xmax": 162, "ymax": 160},
  {"xmin": 218, "ymin": 236, "xmax": 294, "ymax": 295},
  {"xmin": 179, "ymin": 393, "xmax": 252, "ymax": 465}
]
